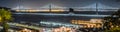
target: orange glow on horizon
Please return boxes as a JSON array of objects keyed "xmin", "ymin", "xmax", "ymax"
[{"xmin": 16, "ymin": 9, "xmax": 64, "ymax": 12}]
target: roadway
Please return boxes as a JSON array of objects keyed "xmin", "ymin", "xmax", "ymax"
[{"xmin": 8, "ymin": 23, "xmax": 40, "ymax": 30}]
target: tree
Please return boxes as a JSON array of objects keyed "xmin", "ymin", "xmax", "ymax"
[
  {"xmin": 0, "ymin": 8, "xmax": 12, "ymax": 32},
  {"xmin": 104, "ymin": 9, "xmax": 120, "ymax": 32},
  {"xmin": 105, "ymin": 27, "xmax": 120, "ymax": 32}
]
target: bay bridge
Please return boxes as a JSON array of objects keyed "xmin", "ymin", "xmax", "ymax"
[{"xmin": 11, "ymin": 3, "xmax": 118, "ymax": 17}]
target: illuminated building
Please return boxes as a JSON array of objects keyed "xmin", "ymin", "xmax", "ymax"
[
  {"xmin": 18, "ymin": 28, "xmax": 32, "ymax": 32},
  {"xmin": 52, "ymin": 26, "xmax": 76, "ymax": 32},
  {"xmin": 71, "ymin": 19, "xmax": 103, "ymax": 28}
]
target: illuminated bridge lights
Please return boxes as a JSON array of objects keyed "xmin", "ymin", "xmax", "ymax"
[{"xmin": 15, "ymin": 9, "xmax": 64, "ymax": 12}]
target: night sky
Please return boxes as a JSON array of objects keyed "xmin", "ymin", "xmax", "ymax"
[{"xmin": 0, "ymin": 0, "xmax": 120, "ymax": 9}]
